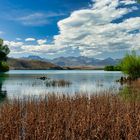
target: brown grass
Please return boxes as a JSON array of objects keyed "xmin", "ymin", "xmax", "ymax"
[{"xmin": 0, "ymin": 93, "xmax": 140, "ymax": 139}]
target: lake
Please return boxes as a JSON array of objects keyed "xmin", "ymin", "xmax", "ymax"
[{"xmin": 0, "ymin": 70, "xmax": 123, "ymax": 99}]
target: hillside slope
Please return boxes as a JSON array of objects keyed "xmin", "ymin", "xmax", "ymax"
[{"xmin": 7, "ymin": 58, "xmax": 63, "ymax": 70}]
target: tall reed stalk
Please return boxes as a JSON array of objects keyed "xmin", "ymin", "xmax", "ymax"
[{"xmin": 0, "ymin": 93, "xmax": 139, "ymax": 139}]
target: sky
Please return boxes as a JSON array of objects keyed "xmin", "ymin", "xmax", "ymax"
[{"xmin": 0, "ymin": 0, "xmax": 140, "ymax": 59}]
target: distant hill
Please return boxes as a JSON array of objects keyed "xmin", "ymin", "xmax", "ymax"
[
  {"xmin": 23, "ymin": 55, "xmax": 120, "ymax": 67},
  {"xmin": 51, "ymin": 56, "xmax": 120, "ymax": 66},
  {"xmin": 7, "ymin": 58, "xmax": 63, "ymax": 70},
  {"xmin": 22, "ymin": 55, "xmax": 48, "ymax": 62}
]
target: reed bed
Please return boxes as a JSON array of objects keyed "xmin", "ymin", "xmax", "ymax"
[
  {"xmin": 0, "ymin": 93, "xmax": 140, "ymax": 140},
  {"xmin": 45, "ymin": 79, "xmax": 72, "ymax": 87}
]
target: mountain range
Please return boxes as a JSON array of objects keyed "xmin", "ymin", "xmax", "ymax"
[
  {"xmin": 7, "ymin": 58, "xmax": 63, "ymax": 70},
  {"xmin": 22, "ymin": 55, "xmax": 120, "ymax": 67}
]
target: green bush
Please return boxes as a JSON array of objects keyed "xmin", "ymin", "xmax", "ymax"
[
  {"xmin": 114, "ymin": 65, "xmax": 121, "ymax": 71},
  {"xmin": 0, "ymin": 39, "xmax": 10, "ymax": 72},
  {"xmin": 137, "ymin": 0, "xmax": 140, "ymax": 3},
  {"xmin": 104, "ymin": 65, "xmax": 121, "ymax": 71},
  {"xmin": 120, "ymin": 51, "xmax": 140, "ymax": 79},
  {"xmin": 104, "ymin": 65, "xmax": 114, "ymax": 71},
  {"xmin": 0, "ymin": 62, "xmax": 9, "ymax": 72}
]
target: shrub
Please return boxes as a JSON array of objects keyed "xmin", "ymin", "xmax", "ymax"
[
  {"xmin": 120, "ymin": 51, "xmax": 140, "ymax": 79},
  {"xmin": 104, "ymin": 65, "xmax": 121, "ymax": 71},
  {"xmin": 0, "ymin": 38, "xmax": 10, "ymax": 72},
  {"xmin": 104, "ymin": 65, "xmax": 114, "ymax": 71},
  {"xmin": 0, "ymin": 62, "xmax": 9, "ymax": 72}
]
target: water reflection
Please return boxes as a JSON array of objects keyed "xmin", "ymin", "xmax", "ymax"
[
  {"xmin": 2, "ymin": 70, "xmax": 123, "ymax": 98},
  {"xmin": 0, "ymin": 73, "xmax": 7, "ymax": 102}
]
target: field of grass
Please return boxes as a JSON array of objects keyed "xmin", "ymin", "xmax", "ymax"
[{"xmin": 0, "ymin": 92, "xmax": 140, "ymax": 140}]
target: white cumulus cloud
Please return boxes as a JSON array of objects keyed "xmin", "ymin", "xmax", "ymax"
[
  {"xmin": 5, "ymin": 0, "xmax": 140, "ymax": 58},
  {"xmin": 52, "ymin": 0, "xmax": 140, "ymax": 57},
  {"xmin": 37, "ymin": 39, "xmax": 47, "ymax": 45}
]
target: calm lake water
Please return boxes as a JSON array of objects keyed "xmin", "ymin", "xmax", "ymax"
[{"xmin": 0, "ymin": 70, "xmax": 123, "ymax": 99}]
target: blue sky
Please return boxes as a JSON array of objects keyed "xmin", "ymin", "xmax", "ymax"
[
  {"xmin": 0, "ymin": 0, "xmax": 91, "ymax": 41},
  {"xmin": 0, "ymin": 0, "xmax": 140, "ymax": 59}
]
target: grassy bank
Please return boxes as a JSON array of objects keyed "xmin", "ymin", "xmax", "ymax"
[{"xmin": 0, "ymin": 93, "xmax": 140, "ymax": 139}]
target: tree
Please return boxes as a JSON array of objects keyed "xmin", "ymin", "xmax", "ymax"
[
  {"xmin": 0, "ymin": 39, "xmax": 10, "ymax": 61},
  {"xmin": 0, "ymin": 39, "xmax": 10, "ymax": 72},
  {"xmin": 104, "ymin": 65, "xmax": 121, "ymax": 71},
  {"xmin": 120, "ymin": 51, "xmax": 140, "ymax": 79},
  {"xmin": 104, "ymin": 65, "xmax": 114, "ymax": 71},
  {"xmin": 137, "ymin": 0, "xmax": 140, "ymax": 3}
]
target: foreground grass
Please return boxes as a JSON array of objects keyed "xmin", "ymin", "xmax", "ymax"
[{"xmin": 0, "ymin": 93, "xmax": 140, "ymax": 139}]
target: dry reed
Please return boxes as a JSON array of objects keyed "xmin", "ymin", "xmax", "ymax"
[
  {"xmin": 45, "ymin": 79, "xmax": 72, "ymax": 87},
  {"xmin": 0, "ymin": 93, "xmax": 140, "ymax": 139}
]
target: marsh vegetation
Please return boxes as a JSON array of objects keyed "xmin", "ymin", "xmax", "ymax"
[
  {"xmin": 0, "ymin": 93, "xmax": 140, "ymax": 139},
  {"xmin": 45, "ymin": 79, "xmax": 72, "ymax": 87}
]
